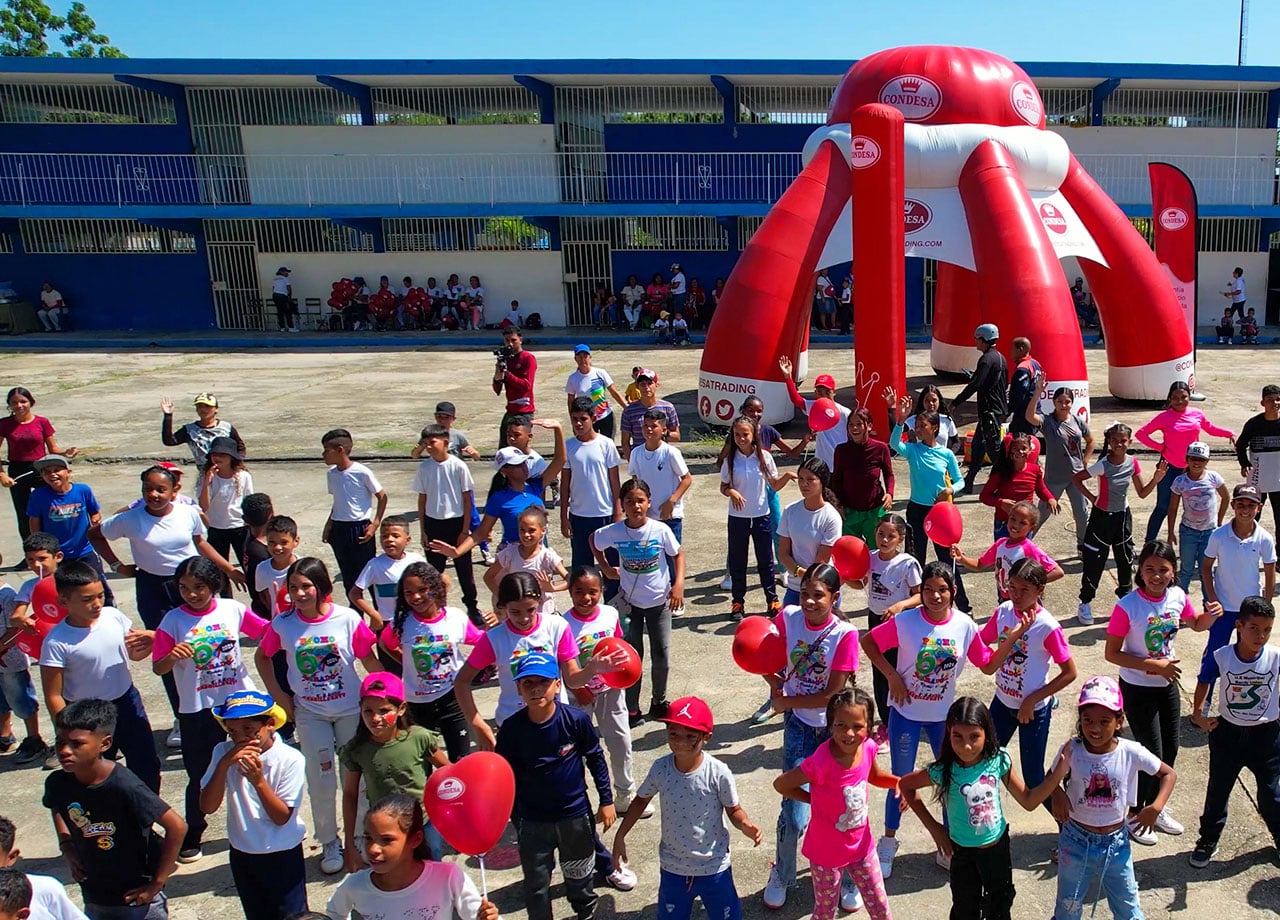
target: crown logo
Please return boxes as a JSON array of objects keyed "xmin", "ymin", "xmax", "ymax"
[
  {"xmin": 899, "ymin": 78, "xmax": 922, "ymax": 93},
  {"xmin": 853, "ymin": 139, "xmax": 866, "ymax": 149}
]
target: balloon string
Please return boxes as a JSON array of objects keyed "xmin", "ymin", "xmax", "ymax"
[{"xmin": 479, "ymin": 854, "xmax": 488, "ymax": 899}]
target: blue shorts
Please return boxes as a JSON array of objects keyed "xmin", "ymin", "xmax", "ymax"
[{"xmin": 0, "ymin": 669, "xmax": 39, "ymax": 721}]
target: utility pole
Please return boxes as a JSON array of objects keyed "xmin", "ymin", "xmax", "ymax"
[{"xmin": 1238, "ymin": 0, "xmax": 1248, "ymax": 65}]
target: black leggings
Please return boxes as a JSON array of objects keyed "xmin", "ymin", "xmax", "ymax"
[
  {"xmin": 408, "ymin": 691, "xmax": 470, "ymax": 763},
  {"xmin": 206, "ymin": 525, "xmax": 247, "ymax": 598},
  {"xmin": 905, "ymin": 501, "xmax": 970, "ymax": 611},
  {"xmin": 1121, "ymin": 677, "xmax": 1180, "ymax": 809},
  {"xmin": 6, "ymin": 460, "xmax": 36, "ymax": 541}
]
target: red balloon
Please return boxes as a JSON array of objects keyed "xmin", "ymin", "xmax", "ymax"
[
  {"xmin": 15, "ymin": 617, "xmax": 54, "ymax": 659},
  {"xmin": 831, "ymin": 535, "xmax": 870, "ymax": 581},
  {"xmin": 593, "ymin": 637, "xmax": 641, "ymax": 689},
  {"xmin": 732, "ymin": 615, "xmax": 787, "ymax": 675},
  {"xmin": 424, "ymin": 751, "xmax": 515, "ymax": 856},
  {"xmin": 807, "ymin": 397, "xmax": 841, "ymax": 432},
  {"xmin": 924, "ymin": 501, "xmax": 964, "ymax": 547},
  {"xmin": 29, "ymin": 577, "xmax": 67, "ymax": 625}
]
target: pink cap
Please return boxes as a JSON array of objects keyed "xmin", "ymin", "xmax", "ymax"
[
  {"xmin": 1078, "ymin": 675, "xmax": 1124, "ymax": 712},
  {"xmin": 360, "ymin": 672, "xmax": 405, "ymax": 701},
  {"xmin": 814, "ymin": 373, "xmax": 837, "ymax": 390}
]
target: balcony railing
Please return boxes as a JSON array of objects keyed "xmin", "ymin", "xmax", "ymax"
[{"xmin": 0, "ymin": 151, "xmax": 1274, "ymax": 209}]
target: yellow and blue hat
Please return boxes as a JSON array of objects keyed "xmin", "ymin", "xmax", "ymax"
[{"xmin": 212, "ymin": 690, "xmax": 287, "ymax": 730}]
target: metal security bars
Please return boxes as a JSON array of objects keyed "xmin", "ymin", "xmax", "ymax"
[
  {"xmin": 737, "ymin": 216, "xmax": 764, "ymax": 250},
  {"xmin": 19, "ymin": 218, "xmax": 194, "ymax": 254},
  {"xmin": 372, "ymin": 86, "xmax": 539, "ymax": 124},
  {"xmin": 604, "ymin": 217, "xmax": 728, "ymax": 251},
  {"xmin": 188, "ymin": 87, "xmax": 364, "ymax": 127},
  {"xmin": 384, "ymin": 217, "xmax": 550, "ymax": 251},
  {"xmin": 1102, "ymin": 89, "xmax": 1267, "ymax": 127},
  {"xmin": 554, "ymin": 84, "xmax": 724, "ymax": 137},
  {"xmin": 0, "ymin": 232, "xmax": 12, "ymax": 254},
  {"xmin": 1198, "ymin": 218, "xmax": 1261, "ymax": 252},
  {"xmin": 0, "ymin": 82, "xmax": 175, "ymax": 124},
  {"xmin": 204, "ymin": 219, "xmax": 373, "ymax": 253},
  {"xmin": 735, "ymin": 84, "xmax": 837, "ymax": 124},
  {"xmin": 1039, "ymin": 88, "xmax": 1092, "ymax": 126}
]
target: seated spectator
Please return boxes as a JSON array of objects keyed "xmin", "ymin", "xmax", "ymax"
[
  {"xmin": 457, "ymin": 294, "xmax": 475, "ymax": 331},
  {"xmin": 1241, "ymin": 307, "xmax": 1260, "ymax": 344},
  {"xmin": 397, "ymin": 276, "xmax": 414, "ymax": 329},
  {"xmin": 620, "ymin": 274, "xmax": 645, "ymax": 330},
  {"xmin": 426, "ymin": 276, "xmax": 446, "ymax": 323},
  {"xmin": 1070, "ymin": 276, "xmax": 1099, "ymax": 328},
  {"xmin": 467, "ymin": 275, "xmax": 486, "ymax": 327},
  {"xmin": 1216, "ymin": 306, "xmax": 1236, "ymax": 344},
  {"xmin": 501, "ymin": 300, "xmax": 523, "ymax": 329},
  {"xmin": 591, "ymin": 286, "xmax": 618, "ymax": 327},
  {"xmin": 670, "ymin": 312, "xmax": 690, "ymax": 346},
  {"xmin": 654, "ymin": 310, "xmax": 671, "ymax": 343},
  {"xmin": 685, "ymin": 278, "xmax": 706, "ymax": 329},
  {"xmin": 37, "ymin": 283, "xmax": 66, "ymax": 332},
  {"xmin": 644, "ymin": 273, "xmax": 670, "ymax": 328},
  {"xmin": 343, "ymin": 276, "xmax": 371, "ymax": 331}
]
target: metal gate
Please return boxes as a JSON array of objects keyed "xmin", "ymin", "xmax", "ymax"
[
  {"xmin": 561, "ymin": 240, "xmax": 612, "ymax": 326},
  {"xmin": 206, "ymin": 242, "xmax": 264, "ymax": 330}
]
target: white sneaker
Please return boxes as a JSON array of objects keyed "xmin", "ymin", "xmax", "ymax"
[
  {"xmin": 720, "ymin": 575, "xmax": 732, "ymax": 591},
  {"xmin": 669, "ymin": 602, "xmax": 684, "ymax": 618},
  {"xmin": 876, "ymin": 836, "xmax": 900, "ymax": 879},
  {"xmin": 640, "ymin": 799, "xmax": 655, "ymax": 818},
  {"xmin": 1077, "ymin": 602, "xmax": 1093, "ymax": 626},
  {"xmin": 1154, "ymin": 809, "xmax": 1185, "ymax": 835},
  {"xmin": 839, "ymin": 874, "xmax": 863, "ymax": 912},
  {"xmin": 606, "ymin": 863, "xmax": 637, "ymax": 891},
  {"xmin": 320, "ymin": 838, "xmax": 344, "ymax": 874},
  {"xmin": 1127, "ymin": 817, "xmax": 1158, "ymax": 846},
  {"xmin": 616, "ymin": 797, "xmax": 656, "ymax": 819},
  {"xmin": 935, "ymin": 848, "xmax": 952, "ymax": 871},
  {"xmin": 763, "ymin": 865, "xmax": 787, "ymax": 909},
  {"xmin": 166, "ymin": 726, "xmax": 182, "ymax": 749}
]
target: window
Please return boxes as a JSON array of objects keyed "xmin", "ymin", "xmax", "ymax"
[
  {"xmin": 0, "ymin": 83, "xmax": 175, "ymax": 124},
  {"xmin": 372, "ymin": 86, "xmax": 539, "ymax": 125},
  {"xmin": 20, "ymin": 219, "xmax": 193, "ymax": 254},
  {"xmin": 384, "ymin": 218, "xmax": 550, "ymax": 252}
]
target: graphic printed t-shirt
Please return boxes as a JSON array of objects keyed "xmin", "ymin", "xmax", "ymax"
[
  {"xmin": 1206, "ymin": 643, "xmax": 1280, "ymax": 726},
  {"xmin": 259, "ymin": 604, "xmax": 378, "ymax": 716},
  {"xmin": 464, "ymin": 614, "xmax": 577, "ymax": 724},
  {"xmin": 1106, "ymin": 587, "xmax": 1196, "ymax": 688},
  {"xmin": 867, "ymin": 552, "xmax": 922, "ymax": 616},
  {"xmin": 928, "ymin": 750, "xmax": 1012, "ymax": 848},
  {"xmin": 638, "ymin": 752, "xmax": 739, "ymax": 877},
  {"xmin": 979, "ymin": 602, "xmax": 1071, "ymax": 709},
  {"xmin": 978, "ymin": 537, "xmax": 1057, "ymax": 598},
  {"xmin": 1085, "ymin": 455, "xmax": 1141, "ymax": 513},
  {"xmin": 778, "ymin": 501, "xmax": 843, "ymax": 592},
  {"xmin": 200, "ymin": 738, "xmax": 306, "ymax": 854},
  {"xmin": 777, "ymin": 607, "xmax": 858, "ymax": 728},
  {"xmin": 565, "ymin": 604, "xmax": 624, "ymax": 696},
  {"xmin": 326, "ymin": 859, "xmax": 483, "ymax": 920},
  {"xmin": 590, "ymin": 518, "xmax": 680, "ymax": 608},
  {"xmin": 43, "ymin": 765, "xmax": 168, "ymax": 906},
  {"xmin": 354, "ymin": 552, "xmax": 427, "ymax": 620},
  {"xmin": 1064, "ymin": 738, "xmax": 1160, "ymax": 828},
  {"xmin": 869, "ymin": 609, "xmax": 990, "ymax": 722},
  {"xmin": 1171, "ymin": 470, "xmax": 1226, "ymax": 531},
  {"xmin": 566, "ymin": 368, "xmax": 616, "ymax": 421},
  {"xmin": 152, "ymin": 599, "xmax": 268, "ymax": 713},
  {"xmin": 382, "ymin": 606, "xmax": 483, "ymax": 703},
  {"xmin": 26, "ymin": 483, "xmax": 99, "ymax": 559},
  {"xmin": 39, "ymin": 608, "xmax": 136, "ymax": 702},
  {"xmin": 801, "ymin": 739, "xmax": 876, "ymax": 867},
  {"xmin": 493, "ymin": 543, "xmax": 563, "ymax": 617}
]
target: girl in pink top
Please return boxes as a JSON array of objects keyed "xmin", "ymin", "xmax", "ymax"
[
  {"xmin": 1135, "ymin": 381, "xmax": 1235, "ymax": 542},
  {"xmin": 774, "ymin": 687, "xmax": 899, "ymax": 920},
  {"xmin": 0, "ymin": 385, "xmax": 76, "ymax": 540},
  {"xmin": 951, "ymin": 501, "xmax": 1064, "ymax": 602}
]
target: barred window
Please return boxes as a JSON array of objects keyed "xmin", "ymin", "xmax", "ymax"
[
  {"xmin": 1131, "ymin": 217, "xmax": 1259, "ymax": 252},
  {"xmin": 737, "ymin": 216, "xmax": 765, "ymax": 250},
  {"xmin": 1103, "ymin": 89, "xmax": 1267, "ymax": 128},
  {"xmin": 20, "ymin": 219, "xmax": 193, "ymax": 254},
  {"xmin": 554, "ymin": 85, "xmax": 724, "ymax": 135},
  {"xmin": 1039, "ymin": 88, "xmax": 1092, "ymax": 126},
  {"xmin": 607, "ymin": 217, "xmax": 728, "ymax": 251},
  {"xmin": 203, "ymin": 219, "xmax": 373, "ymax": 253},
  {"xmin": 0, "ymin": 232, "xmax": 12, "ymax": 254},
  {"xmin": 187, "ymin": 87, "xmax": 362, "ymax": 127},
  {"xmin": 735, "ymin": 84, "xmax": 837, "ymax": 125},
  {"xmin": 384, "ymin": 218, "xmax": 550, "ymax": 252},
  {"xmin": 372, "ymin": 86, "xmax": 539, "ymax": 125},
  {"xmin": 0, "ymin": 83, "xmax": 175, "ymax": 124}
]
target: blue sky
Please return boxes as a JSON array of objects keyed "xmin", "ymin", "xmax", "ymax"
[{"xmin": 96, "ymin": 0, "xmax": 1280, "ymax": 66}]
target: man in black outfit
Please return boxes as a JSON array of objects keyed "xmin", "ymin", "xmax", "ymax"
[{"xmin": 952, "ymin": 323, "xmax": 1008, "ymax": 494}]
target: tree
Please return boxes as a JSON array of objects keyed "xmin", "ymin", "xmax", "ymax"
[{"xmin": 0, "ymin": 0, "xmax": 124, "ymax": 57}]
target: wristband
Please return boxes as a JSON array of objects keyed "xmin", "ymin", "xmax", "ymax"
[{"xmin": 795, "ymin": 566, "xmax": 805, "ymax": 578}]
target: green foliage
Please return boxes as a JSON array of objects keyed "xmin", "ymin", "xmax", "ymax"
[
  {"xmin": 0, "ymin": 0, "xmax": 123, "ymax": 57},
  {"xmin": 481, "ymin": 217, "xmax": 542, "ymax": 247}
]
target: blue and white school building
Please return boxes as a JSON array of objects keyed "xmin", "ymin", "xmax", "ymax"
[{"xmin": 1, "ymin": 56, "xmax": 1278, "ymax": 332}]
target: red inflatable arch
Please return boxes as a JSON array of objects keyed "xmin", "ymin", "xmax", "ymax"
[{"xmin": 699, "ymin": 46, "xmax": 1195, "ymax": 427}]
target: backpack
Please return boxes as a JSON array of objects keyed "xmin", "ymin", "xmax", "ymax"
[{"xmin": 525, "ymin": 312, "xmax": 543, "ymax": 330}]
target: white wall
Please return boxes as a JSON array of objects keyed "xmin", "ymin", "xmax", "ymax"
[
  {"xmin": 259, "ymin": 250, "xmax": 568, "ymax": 326},
  {"xmin": 239, "ymin": 125, "xmax": 560, "ymax": 205},
  {"xmin": 1051, "ymin": 126, "xmax": 1276, "ymax": 206}
]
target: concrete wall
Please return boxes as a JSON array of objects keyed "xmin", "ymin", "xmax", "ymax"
[{"xmin": 257, "ymin": 250, "xmax": 567, "ymax": 326}]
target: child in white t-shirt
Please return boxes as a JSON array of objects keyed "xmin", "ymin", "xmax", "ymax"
[
  {"xmin": 321, "ymin": 428, "xmax": 388, "ymax": 594},
  {"xmin": 483, "ymin": 506, "xmax": 566, "ymax": 616},
  {"xmin": 951, "ymin": 500, "xmax": 1063, "ymax": 601},
  {"xmin": 413, "ymin": 424, "xmax": 479, "ymax": 621},
  {"xmin": 856, "ymin": 514, "xmax": 921, "ymax": 740},
  {"xmin": 1167, "ymin": 441, "xmax": 1230, "ymax": 592},
  {"xmin": 348, "ymin": 517, "xmax": 426, "ymax": 639},
  {"xmin": 653, "ymin": 313, "xmax": 671, "ymax": 343},
  {"xmin": 670, "ymin": 313, "xmax": 690, "ymax": 346}
]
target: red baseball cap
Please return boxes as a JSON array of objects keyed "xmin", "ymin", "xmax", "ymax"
[
  {"xmin": 662, "ymin": 696, "xmax": 714, "ymax": 733},
  {"xmin": 814, "ymin": 373, "xmax": 837, "ymax": 390}
]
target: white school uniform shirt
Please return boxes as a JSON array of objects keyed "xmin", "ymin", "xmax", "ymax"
[
  {"xmin": 27, "ymin": 874, "xmax": 87, "ymax": 920},
  {"xmin": 271, "ymin": 275, "xmax": 291, "ymax": 296},
  {"xmin": 1211, "ymin": 643, "xmax": 1280, "ymax": 726},
  {"xmin": 776, "ymin": 606, "xmax": 858, "ymax": 728},
  {"xmin": 205, "ymin": 470, "xmax": 254, "ymax": 529},
  {"xmin": 201, "ymin": 737, "xmax": 306, "ymax": 854},
  {"xmin": 1204, "ymin": 521, "xmax": 1277, "ymax": 611},
  {"xmin": 259, "ymin": 604, "xmax": 378, "ymax": 717},
  {"xmin": 99, "ymin": 504, "xmax": 206, "ymax": 576},
  {"xmin": 591, "ymin": 518, "xmax": 680, "ymax": 608},
  {"xmin": 464, "ymin": 613, "xmax": 577, "ymax": 724},
  {"xmin": 565, "ymin": 604, "xmax": 624, "ymax": 696},
  {"xmin": 411, "ymin": 454, "xmax": 474, "ymax": 521},
  {"xmin": 467, "ymin": 284, "xmax": 485, "ymax": 302},
  {"xmin": 493, "ymin": 543, "xmax": 564, "ymax": 617},
  {"xmin": 353, "ymin": 551, "xmax": 427, "ymax": 620},
  {"xmin": 720, "ymin": 449, "xmax": 778, "ymax": 518},
  {"xmin": 627, "ymin": 442, "xmax": 690, "ymax": 520},
  {"xmin": 868, "ymin": 608, "xmax": 990, "ymax": 723},
  {"xmin": 866, "ymin": 552, "xmax": 922, "ymax": 616},
  {"xmin": 565, "ymin": 435, "xmax": 621, "ymax": 518},
  {"xmin": 778, "ymin": 500, "xmax": 842, "ymax": 591},
  {"xmin": 327, "ymin": 461, "xmax": 383, "ymax": 522},
  {"xmin": 39, "ymin": 608, "xmax": 135, "ymax": 702},
  {"xmin": 979, "ymin": 602, "xmax": 1071, "ymax": 710},
  {"xmin": 153, "ymin": 599, "xmax": 267, "ymax": 713},
  {"xmin": 1105, "ymin": 587, "xmax": 1196, "ymax": 688},
  {"xmin": 255, "ymin": 557, "xmax": 293, "ymax": 617},
  {"xmin": 383, "ymin": 606, "xmax": 484, "ymax": 703},
  {"xmin": 1064, "ymin": 738, "xmax": 1160, "ymax": 828},
  {"xmin": 326, "ymin": 860, "xmax": 484, "ymax": 920}
]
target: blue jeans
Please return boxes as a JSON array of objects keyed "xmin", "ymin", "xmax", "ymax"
[
  {"xmin": 886, "ymin": 708, "xmax": 945, "ymax": 830},
  {"xmin": 1144, "ymin": 463, "xmax": 1185, "ymax": 544},
  {"xmin": 1176, "ymin": 523, "xmax": 1213, "ymax": 592},
  {"xmin": 569, "ymin": 513, "xmax": 618, "ymax": 601},
  {"xmin": 990, "ymin": 696, "xmax": 1053, "ymax": 815},
  {"xmin": 658, "ymin": 867, "xmax": 742, "ymax": 920},
  {"xmin": 86, "ymin": 891, "xmax": 167, "ymax": 920},
  {"xmin": 1197, "ymin": 609, "xmax": 1240, "ymax": 685},
  {"xmin": 1054, "ymin": 821, "xmax": 1142, "ymax": 920},
  {"xmin": 109, "ymin": 684, "xmax": 161, "ymax": 794},
  {"xmin": 0, "ymin": 669, "xmax": 38, "ymax": 721},
  {"xmin": 768, "ymin": 486, "xmax": 782, "ymax": 561},
  {"xmin": 664, "ymin": 517, "xmax": 683, "ymax": 582},
  {"xmin": 776, "ymin": 712, "xmax": 827, "ymax": 887}
]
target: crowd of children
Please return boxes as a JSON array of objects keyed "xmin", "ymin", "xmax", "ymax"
[{"xmin": 0, "ymin": 367, "xmax": 1276, "ymax": 920}]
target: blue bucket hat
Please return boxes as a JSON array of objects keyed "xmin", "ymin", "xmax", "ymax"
[{"xmin": 212, "ymin": 690, "xmax": 287, "ymax": 729}]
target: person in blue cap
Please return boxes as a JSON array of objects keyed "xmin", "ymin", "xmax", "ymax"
[{"xmin": 565, "ymin": 345, "xmax": 627, "ymax": 442}]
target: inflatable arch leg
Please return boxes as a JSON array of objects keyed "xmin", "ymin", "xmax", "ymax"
[{"xmin": 930, "ymin": 262, "xmax": 984, "ymax": 376}]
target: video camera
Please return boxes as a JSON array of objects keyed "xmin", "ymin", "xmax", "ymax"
[{"xmin": 493, "ymin": 343, "xmax": 517, "ymax": 370}]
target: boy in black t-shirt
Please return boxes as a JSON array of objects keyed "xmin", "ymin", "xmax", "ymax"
[
  {"xmin": 43, "ymin": 700, "xmax": 185, "ymax": 920},
  {"xmin": 239, "ymin": 493, "xmax": 275, "ymax": 619}
]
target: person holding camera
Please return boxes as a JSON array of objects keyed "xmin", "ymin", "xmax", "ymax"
[
  {"xmin": 492, "ymin": 327, "xmax": 538, "ymax": 448},
  {"xmin": 272, "ymin": 267, "xmax": 299, "ymax": 333}
]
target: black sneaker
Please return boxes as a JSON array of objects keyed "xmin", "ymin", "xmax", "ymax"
[
  {"xmin": 648, "ymin": 700, "xmax": 670, "ymax": 720},
  {"xmin": 628, "ymin": 711, "xmax": 645, "ymax": 728},
  {"xmin": 730, "ymin": 602, "xmax": 745, "ymax": 621},
  {"xmin": 12, "ymin": 737, "xmax": 46, "ymax": 766},
  {"xmin": 0, "ymin": 735, "xmax": 17, "ymax": 755},
  {"xmin": 1188, "ymin": 840, "xmax": 1218, "ymax": 868}
]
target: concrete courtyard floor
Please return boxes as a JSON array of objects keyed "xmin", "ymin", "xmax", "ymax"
[{"xmin": 0, "ymin": 339, "xmax": 1277, "ymax": 918}]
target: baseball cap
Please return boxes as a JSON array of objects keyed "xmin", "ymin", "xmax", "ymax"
[
  {"xmin": 276, "ymin": 266, "xmax": 290, "ymax": 274},
  {"xmin": 515, "ymin": 652, "xmax": 560, "ymax": 681},
  {"xmin": 32, "ymin": 454, "xmax": 68, "ymax": 471},
  {"xmin": 1077, "ymin": 676, "xmax": 1124, "ymax": 712},
  {"xmin": 1185, "ymin": 441, "xmax": 1210, "ymax": 461},
  {"xmin": 212, "ymin": 690, "xmax": 287, "ymax": 729},
  {"xmin": 1234, "ymin": 483, "xmax": 1263, "ymax": 503},
  {"xmin": 434, "ymin": 401, "xmax": 457, "ymax": 417},
  {"xmin": 156, "ymin": 461, "xmax": 183, "ymax": 478},
  {"xmin": 636, "ymin": 368, "xmax": 658, "ymax": 383},
  {"xmin": 574, "ymin": 343, "xmax": 591, "ymax": 355},
  {"xmin": 662, "ymin": 696, "xmax": 714, "ymax": 733},
  {"xmin": 814, "ymin": 373, "xmax": 837, "ymax": 390},
  {"xmin": 360, "ymin": 672, "xmax": 405, "ymax": 701},
  {"xmin": 494, "ymin": 446, "xmax": 532, "ymax": 470},
  {"xmin": 193, "ymin": 392, "xmax": 218, "ymax": 407}
]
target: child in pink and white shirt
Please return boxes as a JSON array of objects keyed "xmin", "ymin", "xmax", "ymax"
[{"xmin": 951, "ymin": 500, "xmax": 1062, "ymax": 603}]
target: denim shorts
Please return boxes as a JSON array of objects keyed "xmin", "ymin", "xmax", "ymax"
[{"xmin": 0, "ymin": 669, "xmax": 38, "ymax": 721}]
